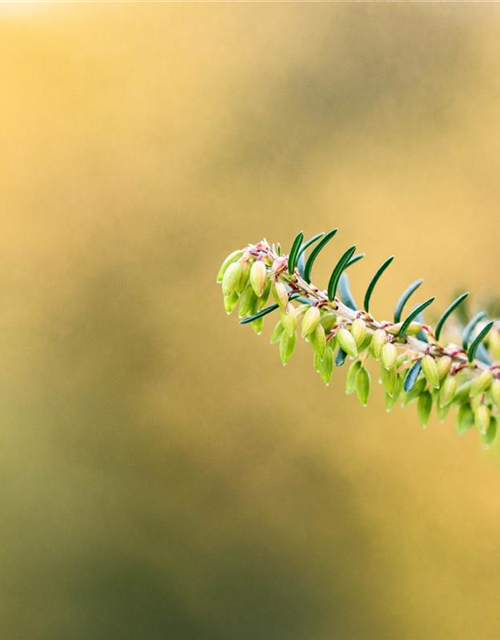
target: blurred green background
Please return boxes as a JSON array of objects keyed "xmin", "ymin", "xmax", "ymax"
[{"xmin": 1, "ymin": 3, "xmax": 500, "ymax": 639}]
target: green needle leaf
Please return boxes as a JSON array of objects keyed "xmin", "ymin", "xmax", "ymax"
[
  {"xmin": 297, "ymin": 232, "xmax": 323, "ymax": 278},
  {"xmin": 363, "ymin": 255, "xmax": 395, "ymax": 313},
  {"xmin": 338, "ymin": 273, "xmax": 358, "ymax": 311},
  {"xmin": 335, "ymin": 348, "xmax": 348, "ymax": 367},
  {"xmin": 288, "ymin": 231, "xmax": 304, "ymax": 275},
  {"xmin": 404, "ymin": 359, "xmax": 422, "ymax": 392},
  {"xmin": 394, "ymin": 278, "xmax": 423, "ymax": 323},
  {"xmin": 462, "ymin": 311, "xmax": 487, "ymax": 349},
  {"xmin": 468, "ymin": 321, "xmax": 494, "ymax": 363},
  {"xmin": 399, "ymin": 297, "xmax": 435, "ymax": 338},
  {"xmin": 328, "ymin": 245, "xmax": 357, "ymax": 302},
  {"xmin": 435, "ymin": 292, "xmax": 469, "ymax": 341},
  {"xmin": 303, "ymin": 228, "xmax": 338, "ymax": 283}
]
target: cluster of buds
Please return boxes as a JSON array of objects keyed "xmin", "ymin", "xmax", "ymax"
[{"xmin": 217, "ymin": 232, "xmax": 500, "ymax": 447}]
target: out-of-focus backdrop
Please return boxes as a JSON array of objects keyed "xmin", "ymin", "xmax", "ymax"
[{"xmin": 1, "ymin": 3, "xmax": 500, "ymax": 639}]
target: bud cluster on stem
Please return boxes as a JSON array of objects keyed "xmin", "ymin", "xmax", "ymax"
[{"xmin": 217, "ymin": 234, "xmax": 500, "ymax": 447}]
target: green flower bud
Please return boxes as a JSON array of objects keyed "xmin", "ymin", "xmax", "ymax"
[
  {"xmin": 470, "ymin": 370, "xmax": 493, "ymax": 398},
  {"xmin": 402, "ymin": 377, "xmax": 427, "ymax": 406},
  {"xmin": 256, "ymin": 277, "xmax": 272, "ymax": 310},
  {"xmin": 309, "ymin": 323, "xmax": 326, "ymax": 358},
  {"xmin": 490, "ymin": 379, "xmax": 500, "ymax": 408},
  {"xmin": 386, "ymin": 322, "xmax": 421, "ymax": 337},
  {"xmin": 381, "ymin": 363, "xmax": 397, "ymax": 397},
  {"xmin": 381, "ymin": 342, "xmax": 398, "ymax": 371},
  {"xmin": 216, "ymin": 250, "xmax": 244, "ymax": 283},
  {"xmin": 351, "ymin": 318, "xmax": 367, "ymax": 348},
  {"xmin": 270, "ymin": 320, "xmax": 284, "ymax": 345},
  {"xmin": 385, "ymin": 374, "xmax": 403, "ymax": 411},
  {"xmin": 421, "ymin": 354, "xmax": 440, "ymax": 389},
  {"xmin": 337, "ymin": 328, "xmax": 358, "ymax": 358},
  {"xmin": 452, "ymin": 381, "xmax": 472, "ymax": 406},
  {"xmin": 301, "ymin": 306, "xmax": 321, "ymax": 338},
  {"xmin": 272, "ymin": 281, "xmax": 289, "ymax": 310},
  {"xmin": 436, "ymin": 397, "xmax": 451, "ymax": 423},
  {"xmin": 279, "ymin": 330, "xmax": 296, "ymax": 366},
  {"xmin": 436, "ymin": 356, "xmax": 452, "ymax": 380},
  {"xmin": 358, "ymin": 332, "xmax": 372, "ymax": 353},
  {"xmin": 238, "ymin": 285, "xmax": 257, "ymax": 318},
  {"xmin": 250, "ymin": 260, "xmax": 267, "ymax": 297},
  {"xmin": 355, "ymin": 367, "xmax": 371, "ymax": 407},
  {"xmin": 317, "ymin": 348, "xmax": 333, "ymax": 386},
  {"xmin": 236, "ymin": 261, "xmax": 251, "ymax": 294},
  {"xmin": 417, "ymin": 391, "xmax": 433, "ymax": 428},
  {"xmin": 482, "ymin": 415, "xmax": 498, "ymax": 447},
  {"xmin": 456, "ymin": 404, "xmax": 474, "ymax": 434},
  {"xmin": 345, "ymin": 360, "xmax": 362, "ymax": 395},
  {"xmin": 370, "ymin": 329, "xmax": 387, "ymax": 360},
  {"xmin": 223, "ymin": 291, "xmax": 239, "ymax": 314},
  {"xmin": 320, "ymin": 312, "xmax": 337, "ymax": 333},
  {"xmin": 314, "ymin": 351, "xmax": 321, "ymax": 373},
  {"xmin": 439, "ymin": 375, "xmax": 457, "ymax": 408},
  {"xmin": 475, "ymin": 404, "xmax": 490, "ymax": 434},
  {"xmin": 222, "ymin": 261, "xmax": 243, "ymax": 297},
  {"xmin": 280, "ymin": 303, "xmax": 297, "ymax": 337},
  {"xmin": 252, "ymin": 316, "xmax": 264, "ymax": 335}
]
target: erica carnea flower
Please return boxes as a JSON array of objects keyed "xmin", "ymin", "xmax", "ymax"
[{"xmin": 216, "ymin": 229, "xmax": 500, "ymax": 447}]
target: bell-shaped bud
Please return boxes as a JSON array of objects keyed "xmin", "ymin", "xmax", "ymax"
[
  {"xmin": 345, "ymin": 360, "xmax": 362, "ymax": 395},
  {"xmin": 482, "ymin": 415, "xmax": 498, "ymax": 447},
  {"xmin": 236, "ymin": 261, "xmax": 251, "ymax": 294},
  {"xmin": 351, "ymin": 318, "xmax": 367, "ymax": 348},
  {"xmin": 381, "ymin": 342, "xmax": 398, "ymax": 371},
  {"xmin": 318, "ymin": 348, "xmax": 334, "ymax": 386},
  {"xmin": 380, "ymin": 363, "xmax": 397, "ymax": 397},
  {"xmin": 270, "ymin": 320, "xmax": 284, "ymax": 345},
  {"xmin": 439, "ymin": 375, "xmax": 456, "ymax": 408},
  {"xmin": 223, "ymin": 291, "xmax": 239, "ymax": 315},
  {"xmin": 337, "ymin": 328, "xmax": 358, "ymax": 358},
  {"xmin": 222, "ymin": 261, "xmax": 243, "ymax": 297},
  {"xmin": 279, "ymin": 330, "xmax": 296, "ymax": 366},
  {"xmin": 358, "ymin": 332, "xmax": 372, "ymax": 353},
  {"xmin": 370, "ymin": 329, "xmax": 387, "ymax": 360},
  {"xmin": 309, "ymin": 323, "xmax": 326, "ymax": 358},
  {"xmin": 456, "ymin": 403, "xmax": 474, "ymax": 434},
  {"xmin": 216, "ymin": 250, "xmax": 243, "ymax": 283},
  {"xmin": 490, "ymin": 378, "xmax": 500, "ymax": 408},
  {"xmin": 250, "ymin": 260, "xmax": 267, "ymax": 297},
  {"xmin": 257, "ymin": 278, "xmax": 272, "ymax": 310},
  {"xmin": 320, "ymin": 312, "xmax": 337, "ymax": 333},
  {"xmin": 489, "ymin": 330, "xmax": 500, "ymax": 360},
  {"xmin": 280, "ymin": 303, "xmax": 297, "ymax": 337},
  {"xmin": 470, "ymin": 370, "xmax": 493, "ymax": 398},
  {"xmin": 301, "ymin": 306, "xmax": 321, "ymax": 338},
  {"xmin": 436, "ymin": 396, "xmax": 451, "ymax": 423},
  {"xmin": 452, "ymin": 381, "xmax": 472, "ymax": 406},
  {"xmin": 385, "ymin": 375, "xmax": 403, "ymax": 411},
  {"xmin": 475, "ymin": 404, "xmax": 490, "ymax": 435},
  {"xmin": 272, "ymin": 281, "xmax": 289, "ymax": 310},
  {"xmin": 421, "ymin": 354, "xmax": 440, "ymax": 389},
  {"xmin": 252, "ymin": 316, "xmax": 264, "ymax": 335},
  {"xmin": 238, "ymin": 285, "xmax": 257, "ymax": 318},
  {"xmin": 355, "ymin": 367, "xmax": 371, "ymax": 407},
  {"xmin": 417, "ymin": 391, "xmax": 433, "ymax": 427},
  {"xmin": 436, "ymin": 356, "xmax": 452, "ymax": 380}
]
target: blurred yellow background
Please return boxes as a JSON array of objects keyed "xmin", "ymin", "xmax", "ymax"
[{"xmin": 1, "ymin": 3, "xmax": 500, "ymax": 639}]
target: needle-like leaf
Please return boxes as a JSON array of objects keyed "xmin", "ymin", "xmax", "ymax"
[
  {"xmin": 399, "ymin": 297, "xmax": 435, "ymax": 338},
  {"xmin": 328, "ymin": 246, "xmax": 357, "ymax": 302},
  {"xmin": 435, "ymin": 292, "xmax": 469, "ymax": 341},
  {"xmin": 288, "ymin": 231, "xmax": 304, "ymax": 275},
  {"xmin": 394, "ymin": 278, "xmax": 423, "ymax": 323},
  {"xmin": 467, "ymin": 321, "xmax": 494, "ymax": 362},
  {"xmin": 345, "ymin": 253, "xmax": 365, "ymax": 269},
  {"xmin": 363, "ymin": 256, "xmax": 395, "ymax": 313},
  {"xmin": 303, "ymin": 228, "xmax": 338, "ymax": 282},
  {"xmin": 404, "ymin": 359, "xmax": 422, "ymax": 393},
  {"xmin": 240, "ymin": 294, "xmax": 299, "ymax": 324},
  {"xmin": 462, "ymin": 311, "xmax": 487, "ymax": 349}
]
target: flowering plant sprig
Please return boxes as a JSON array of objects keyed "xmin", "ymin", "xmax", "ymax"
[{"xmin": 216, "ymin": 229, "xmax": 500, "ymax": 446}]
